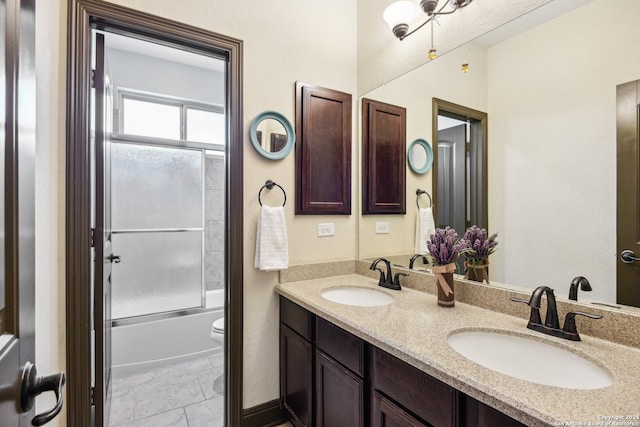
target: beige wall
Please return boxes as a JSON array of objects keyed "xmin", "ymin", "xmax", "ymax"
[{"xmin": 34, "ymin": 0, "xmax": 357, "ymax": 423}]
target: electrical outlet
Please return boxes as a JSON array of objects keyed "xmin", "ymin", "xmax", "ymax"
[
  {"xmin": 376, "ymin": 222, "xmax": 390, "ymax": 234},
  {"xmin": 317, "ymin": 223, "xmax": 335, "ymax": 237}
]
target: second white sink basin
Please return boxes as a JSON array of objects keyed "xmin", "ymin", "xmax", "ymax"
[
  {"xmin": 447, "ymin": 330, "xmax": 613, "ymax": 389},
  {"xmin": 321, "ymin": 286, "xmax": 394, "ymax": 307}
]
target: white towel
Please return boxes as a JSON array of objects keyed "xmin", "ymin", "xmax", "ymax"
[
  {"xmin": 254, "ymin": 205, "xmax": 289, "ymax": 271},
  {"xmin": 415, "ymin": 207, "xmax": 436, "ymax": 254}
]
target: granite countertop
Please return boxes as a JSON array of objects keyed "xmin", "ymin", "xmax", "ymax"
[{"xmin": 275, "ymin": 274, "xmax": 640, "ymax": 427}]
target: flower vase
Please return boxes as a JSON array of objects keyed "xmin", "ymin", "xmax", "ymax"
[
  {"xmin": 464, "ymin": 261, "xmax": 490, "ymax": 284},
  {"xmin": 431, "ymin": 263, "xmax": 456, "ymax": 307}
]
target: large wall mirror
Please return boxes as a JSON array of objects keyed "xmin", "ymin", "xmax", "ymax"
[{"xmin": 358, "ymin": 0, "xmax": 640, "ymax": 308}]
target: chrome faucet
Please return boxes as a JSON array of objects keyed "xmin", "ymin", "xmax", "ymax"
[
  {"xmin": 369, "ymin": 258, "xmax": 406, "ymax": 290},
  {"xmin": 511, "ymin": 285, "xmax": 602, "ymax": 341},
  {"xmin": 409, "ymin": 254, "xmax": 428, "ymax": 269},
  {"xmin": 568, "ymin": 276, "xmax": 592, "ymax": 301}
]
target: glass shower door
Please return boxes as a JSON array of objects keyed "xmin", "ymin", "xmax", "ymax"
[{"xmin": 110, "ymin": 142, "xmax": 204, "ymax": 319}]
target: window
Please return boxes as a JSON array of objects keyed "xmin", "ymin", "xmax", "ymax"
[
  {"xmin": 122, "ymin": 98, "xmax": 181, "ymax": 140},
  {"xmin": 187, "ymin": 107, "xmax": 225, "ymax": 144},
  {"xmin": 118, "ymin": 90, "xmax": 225, "ymax": 145}
]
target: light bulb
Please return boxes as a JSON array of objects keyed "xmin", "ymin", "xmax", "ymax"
[
  {"xmin": 383, "ymin": 1, "xmax": 418, "ymax": 39},
  {"xmin": 462, "ymin": 62, "xmax": 469, "ymax": 73},
  {"xmin": 428, "ymin": 48, "xmax": 437, "ymax": 60}
]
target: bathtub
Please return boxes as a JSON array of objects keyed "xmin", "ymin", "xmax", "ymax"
[{"xmin": 112, "ymin": 289, "xmax": 224, "ymax": 376}]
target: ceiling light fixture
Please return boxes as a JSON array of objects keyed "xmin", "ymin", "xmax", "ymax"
[{"xmin": 383, "ymin": 0, "xmax": 473, "ymax": 41}]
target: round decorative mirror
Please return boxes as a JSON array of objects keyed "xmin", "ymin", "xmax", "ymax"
[
  {"xmin": 249, "ymin": 111, "xmax": 295, "ymax": 160},
  {"xmin": 408, "ymin": 139, "xmax": 433, "ymax": 174}
]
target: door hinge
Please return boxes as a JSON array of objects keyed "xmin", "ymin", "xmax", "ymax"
[
  {"xmin": 91, "ymin": 386, "xmax": 95, "ymax": 406},
  {"xmin": 90, "ymin": 228, "xmax": 96, "ymax": 247},
  {"xmin": 91, "ymin": 69, "xmax": 96, "ymax": 88}
]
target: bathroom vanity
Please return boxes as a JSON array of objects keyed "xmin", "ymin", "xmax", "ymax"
[
  {"xmin": 280, "ymin": 296, "xmax": 523, "ymax": 427},
  {"xmin": 276, "ymin": 273, "xmax": 640, "ymax": 427}
]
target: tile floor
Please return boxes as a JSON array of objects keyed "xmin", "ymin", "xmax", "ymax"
[{"xmin": 109, "ymin": 353, "xmax": 224, "ymax": 427}]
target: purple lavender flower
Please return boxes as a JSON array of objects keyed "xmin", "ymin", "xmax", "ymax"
[
  {"xmin": 462, "ymin": 225, "xmax": 498, "ymax": 264},
  {"xmin": 426, "ymin": 227, "xmax": 468, "ymax": 265}
]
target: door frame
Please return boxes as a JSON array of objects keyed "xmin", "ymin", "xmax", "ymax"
[
  {"xmin": 432, "ymin": 98, "xmax": 488, "ymax": 230},
  {"xmin": 65, "ymin": 1, "xmax": 244, "ymax": 425}
]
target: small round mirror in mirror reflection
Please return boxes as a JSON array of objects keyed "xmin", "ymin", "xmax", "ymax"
[
  {"xmin": 249, "ymin": 111, "xmax": 296, "ymax": 160},
  {"xmin": 408, "ymin": 139, "xmax": 433, "ymax": 174},
  {"xmin": 256, "ymin": 118, "xmax": 287, "ymax": 153}
]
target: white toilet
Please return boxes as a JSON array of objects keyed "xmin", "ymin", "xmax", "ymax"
[{"xmin": 210, "ymin": 317, "xmax": 224, "ymax": 347}]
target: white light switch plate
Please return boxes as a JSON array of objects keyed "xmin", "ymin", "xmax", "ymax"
[
  {"xmin": 317, "ymin": 223, "xmax": 335, "ymax": 237},
  {"xmin": 376, "ymin": 222, "xmax": 390, "ymax": 234}
]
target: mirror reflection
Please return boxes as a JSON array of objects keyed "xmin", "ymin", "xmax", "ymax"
[
  {"xmin": 257, "ymin": 118, "xmax": 287, "ymax": 153},
  {"xmin": 358, "ymin": 0, "xmax": 640, "ymax": 308}
]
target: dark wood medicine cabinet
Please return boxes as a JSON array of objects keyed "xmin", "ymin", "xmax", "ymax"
[
  {"xmin": 295, "ymin": 82, "xmax": 352, "ymax": 215},
  {"xmin": 362, "ymin": 98, "xmax": 407, "ymax": 215}
]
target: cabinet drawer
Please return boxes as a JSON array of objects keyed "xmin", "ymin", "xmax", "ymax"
[
  {"xmin": 371, "ymin": 347, "xmax": 458, "ymax": 427},
  {"xmin": 316, "ymin": 317, "xmax": 364, "ymax": 377},
  {"xmin": 280, "ymin": 296, "xmax": 314, "ymax": 341}
]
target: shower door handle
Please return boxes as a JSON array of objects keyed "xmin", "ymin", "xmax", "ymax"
[{"xmin": 108, "ymin": 254, "xmax": 121, "ymax": 263}]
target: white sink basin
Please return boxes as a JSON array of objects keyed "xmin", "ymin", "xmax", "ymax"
[
  {"xmin": 321, "ymin": 286, "xmax": 395, "ymax": 307},
  {"xmin": 447, "ymin": 330, "xmax": 613, "ymax": 389}
]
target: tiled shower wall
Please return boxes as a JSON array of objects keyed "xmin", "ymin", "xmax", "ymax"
[{"xmin": 205, "ymin": 155, "xmax": 225, "ymax": 292}]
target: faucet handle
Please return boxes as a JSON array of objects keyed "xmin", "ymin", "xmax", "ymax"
[
  {"xmin": 510, "ymin": 296, "xmax": 542, "ymax": 326},
  {"xmin": 562, "ymin": 311, "xmax": 602, "ymax": 337},
  {"xmin": 393, "ymin": 273, "xmax": 408, "ymax": 288}
]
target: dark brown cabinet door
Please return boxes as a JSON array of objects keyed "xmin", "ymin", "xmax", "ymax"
[
  {"xmin": 281, "ymin": 324, "xmax": 314, "ymax": 427},
  {"xmin": 362, "ymin": 98, "xmax": 407, "ymax": 214},
  {"xmin": 295, "ymin": 82, "xmax": 352, "ymax": 215},
  {"xmin": 315, "ymin": 350, "xmax": 364, "ymax": 427},
  {"xmin": 461, "ymin": 395, "xmax": 526, "ymax": 427},
  {"xmin": 372, "ymin": 391, "xmax": 429, "ymax": 427}
]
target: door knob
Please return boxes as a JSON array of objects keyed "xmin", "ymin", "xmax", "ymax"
[
  {"xmin": 108, "ymin": 254, "xmax": 121, "ymax": 263},
  {"xmin": 621, "ymin": 249, "xmax": 640, "ymax": 264},
  {"xmin": 20, "ymin": 362, "xmax": 66, "ymax": 426}
]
